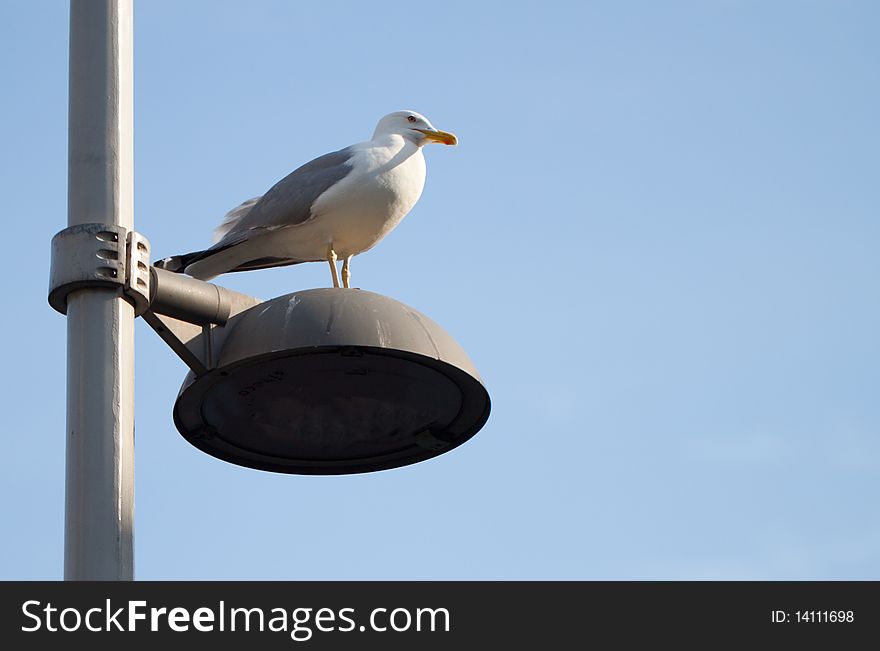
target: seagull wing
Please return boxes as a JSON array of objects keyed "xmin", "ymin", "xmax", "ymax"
[
  {"xmin": 158, "ymin": 146, "xmax": 357, "ymax": 279},
  {"xmin": 214, "ymin": 145, "xmax": 357, "ymax": 248}
]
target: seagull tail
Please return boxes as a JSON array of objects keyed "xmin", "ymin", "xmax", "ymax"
[
  {"xmin": 154, "ymin": 250, "xmax": 211, "ymax": 276},
  {"xmin": 152, "ymin": 197, "xmax": 262, "ymax": 281}
]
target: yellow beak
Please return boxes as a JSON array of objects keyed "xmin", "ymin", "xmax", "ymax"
[{"xmin": 415, "ymin": 128, "xmax": 458, "ymax": 145}]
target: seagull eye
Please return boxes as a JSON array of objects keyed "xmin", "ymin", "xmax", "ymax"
[{"xmin": 407, "ymin": 116, "xmax": 417, "ymax": 123}]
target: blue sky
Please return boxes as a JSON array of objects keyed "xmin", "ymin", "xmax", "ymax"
[{"xmin": 2, "ymin": 0, "xmax": 879, "ymax": 579}]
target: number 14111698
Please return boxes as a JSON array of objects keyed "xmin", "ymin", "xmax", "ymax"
[
  {"xmin": 797, "ymin": 611, "xmax": 853, "ymax": 623},
  {"xmin": 771, "ymin": 610, "xmax": 854, "ymax": 623}
]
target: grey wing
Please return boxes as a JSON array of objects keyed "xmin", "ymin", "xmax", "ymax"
[
  {"xmin": 213, "ymin": 146, "xmax": 357, "ymax": 249},
  {"xmin": 212, "ymin": 196, "xmax": 261, "ymax": 244}
]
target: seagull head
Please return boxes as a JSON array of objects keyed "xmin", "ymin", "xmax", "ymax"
[{"xmin": 373, "ymin": 110, "xmax": 458, "ymax": 147}]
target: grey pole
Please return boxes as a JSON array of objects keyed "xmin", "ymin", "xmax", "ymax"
[{"xmin": 65, "ymin": 0, "xmax": 135, "ymax": 580}]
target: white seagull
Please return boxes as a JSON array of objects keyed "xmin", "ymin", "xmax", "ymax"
[{"xmin": 156, "ymin": 110, "xmax": 457, "ymax": 288}]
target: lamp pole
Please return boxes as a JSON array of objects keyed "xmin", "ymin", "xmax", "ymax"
[
  {"xmin": 65, "ymin": 0, "xmax": 135, "ymax": 580},
  {"xmin": 55, "ymin": 0, "xmax": 490, "ymax": 580}
]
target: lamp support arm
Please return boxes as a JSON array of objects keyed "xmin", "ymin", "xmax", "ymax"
[{"xmin": 143, "ymin": 267, "xmax": 262, "ymax": 375}]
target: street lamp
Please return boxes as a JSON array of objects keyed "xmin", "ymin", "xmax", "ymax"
[
  {"xmin": 50, "ymin": 0, "xmax": 490, "ymax": 580},
  {"xmin": 167, "ymin": 284, "xmax": 490, "ymax": 475},
  {"xmin": 127, "ymin": 269, "xmax": 490, "ymax": 475}
]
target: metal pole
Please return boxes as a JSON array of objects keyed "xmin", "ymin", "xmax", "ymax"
[{"xmin": 65, "ymin": 0, "xmax": 135, "ymax": 580}]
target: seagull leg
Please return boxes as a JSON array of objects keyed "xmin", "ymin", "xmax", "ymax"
[
  {"xmin": 342, "ymin": 255, "xmax": 352, "ymax": 288},
  {"xmin": 327, "ymin": 247, "xmax": 340, "ymax": 288}
]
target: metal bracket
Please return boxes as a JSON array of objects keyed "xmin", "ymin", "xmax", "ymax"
[
  {"xmin": 48, "ymin": 223, "xmax": 151, "ymax": 315},
  {"xmin": 50, "ymin": 226, "xmax": 262, "ymax": 376},
  {"xmin": 142, "ymin": 267, "xmax": 262, "ymax": 376}
]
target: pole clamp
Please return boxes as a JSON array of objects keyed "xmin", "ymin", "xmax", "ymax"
[{"xmin": 48, "ymin": 224, "xmax": 152, "ymax": 316}]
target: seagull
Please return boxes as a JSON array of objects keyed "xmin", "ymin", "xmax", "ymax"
[{"xmin": 155, "ymin": 110, "xmax": 457, "ymax": 288}]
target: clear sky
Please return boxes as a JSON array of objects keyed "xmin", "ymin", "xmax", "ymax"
[{"xmin": 2, "ymin": 0, "xmax": 878, "ymax": 579}]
